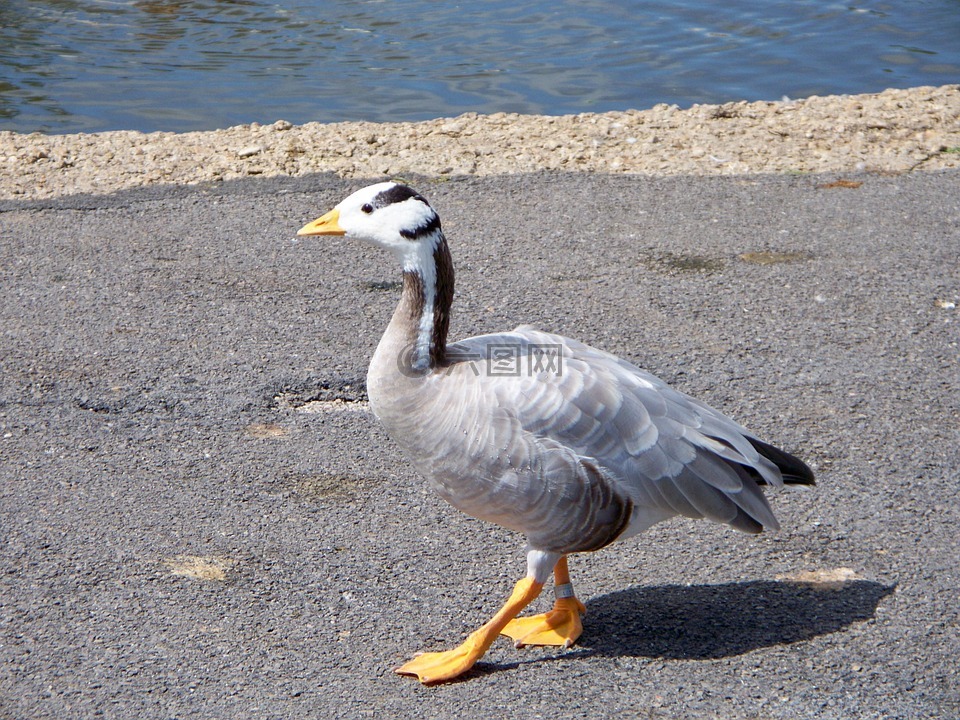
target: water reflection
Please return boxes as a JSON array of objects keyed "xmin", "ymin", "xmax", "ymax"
[{"xmin": 0, "ymin": 0, "xmax": 957, "ymax": 134}]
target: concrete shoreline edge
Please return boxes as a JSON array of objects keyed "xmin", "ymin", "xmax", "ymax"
[{"xmin": 1, "ymin": 84, "xmax": 958, "ymax": 201}]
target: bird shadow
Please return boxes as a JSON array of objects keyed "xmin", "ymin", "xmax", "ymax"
[
  {"xmin": 576, "ymin": 578, "xmax": 894, "ymax": 660},
  {"xmin": 470, "ymin": 578, "xmax": 893, "ymax": 680}
]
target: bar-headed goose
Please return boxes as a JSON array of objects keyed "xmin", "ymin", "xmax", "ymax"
[{"xmin": 297, "ymin": 182, "xmax": 814, "ymax": 684}]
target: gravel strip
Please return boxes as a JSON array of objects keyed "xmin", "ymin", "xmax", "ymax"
[{"xmin": 2, "ymin": 84, "xmax": 958, "ymax": 200}]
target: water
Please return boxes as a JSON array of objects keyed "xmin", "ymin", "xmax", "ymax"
[{"xmin": 1, "ymin": 0, "xmax": 958, "ymax": 135}]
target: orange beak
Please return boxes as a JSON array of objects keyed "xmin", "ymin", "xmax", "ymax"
[{"xmin": 297, "ymin": 208, "xmax": 345, "ymax": 236}]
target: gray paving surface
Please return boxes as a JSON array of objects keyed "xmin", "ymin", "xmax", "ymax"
[{"xmin": 1, "ymin": 171, "xmax": 958, "ymax": 719}]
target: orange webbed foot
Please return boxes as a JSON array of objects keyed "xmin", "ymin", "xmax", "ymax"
[
  {"xmin": 395, "ymin": 576, "xmax": 544, "ymax": 685},
  {"xmin": 394, "ymin": 633, "xmax": 487, "ymax": 684},
  {"xmin": 500, "ymin": 595, "xmax": 586, "ymax": 648}
]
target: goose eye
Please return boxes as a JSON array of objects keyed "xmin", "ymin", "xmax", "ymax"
[{"xmin": 361, "ymin": 203, "xmax": 374, "ymax": 214}]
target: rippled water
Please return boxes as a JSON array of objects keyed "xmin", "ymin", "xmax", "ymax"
[{"xmin": 1, "ymin": 0, "xmax": 958, "ymax": 134}]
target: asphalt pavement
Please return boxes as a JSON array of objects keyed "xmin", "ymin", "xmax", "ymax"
[{"xmin": 1, "ymin": 170, "xmax": 958, "ymax": 719}]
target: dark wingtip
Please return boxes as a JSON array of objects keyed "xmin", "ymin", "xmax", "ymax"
[
  {"xmin": 747, "ymin": 436, "xmax": 817, "ymax": 487},
  {"xmin": 729, "ymin": 509, "xmax": 765, "ymax": 534}
]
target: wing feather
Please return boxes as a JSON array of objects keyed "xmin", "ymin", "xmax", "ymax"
[{"xmin": 395, "ymin": 327, "xmax": 792, "ymax": 550}]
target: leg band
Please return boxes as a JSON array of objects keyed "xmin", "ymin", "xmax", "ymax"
[{"xmin": 554, "ymin": 582, "xmax": 575, "ymax": 599}]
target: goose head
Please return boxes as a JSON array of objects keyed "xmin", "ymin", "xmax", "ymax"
[
  {"xmin": 298, "ymin": 182, "xmax": 455, "ymax": 372},
  {"xmin": 297, "ymin": 182, "xmax": 443, "ymax": 272}
]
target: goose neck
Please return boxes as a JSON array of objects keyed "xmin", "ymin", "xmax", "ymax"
[{"xmin": 386, "ymin": 232, "xmax": 454, "ymax": 375}]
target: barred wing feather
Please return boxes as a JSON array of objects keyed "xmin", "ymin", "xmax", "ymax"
[{"xmin": 443, "ymin": 327, "xmax": 786, "ymax": 540}]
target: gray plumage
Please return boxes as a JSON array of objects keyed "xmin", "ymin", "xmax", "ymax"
[{"xmin": 373, "ymin": 325, "xmax": 802, "ymax": 554}]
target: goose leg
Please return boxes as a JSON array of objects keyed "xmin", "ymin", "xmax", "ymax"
[
  {"xmin": 500, "ymin": 556, "xmax": 586, "ymax": 649},
  {"xmin": 394, "ymin": 576, "xmax": 544, "ymax": 684}
]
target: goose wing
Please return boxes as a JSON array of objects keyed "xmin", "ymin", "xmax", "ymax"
[{"xmin": 440, "ymin": 327, "xmax": 786, "ymax": 539}]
